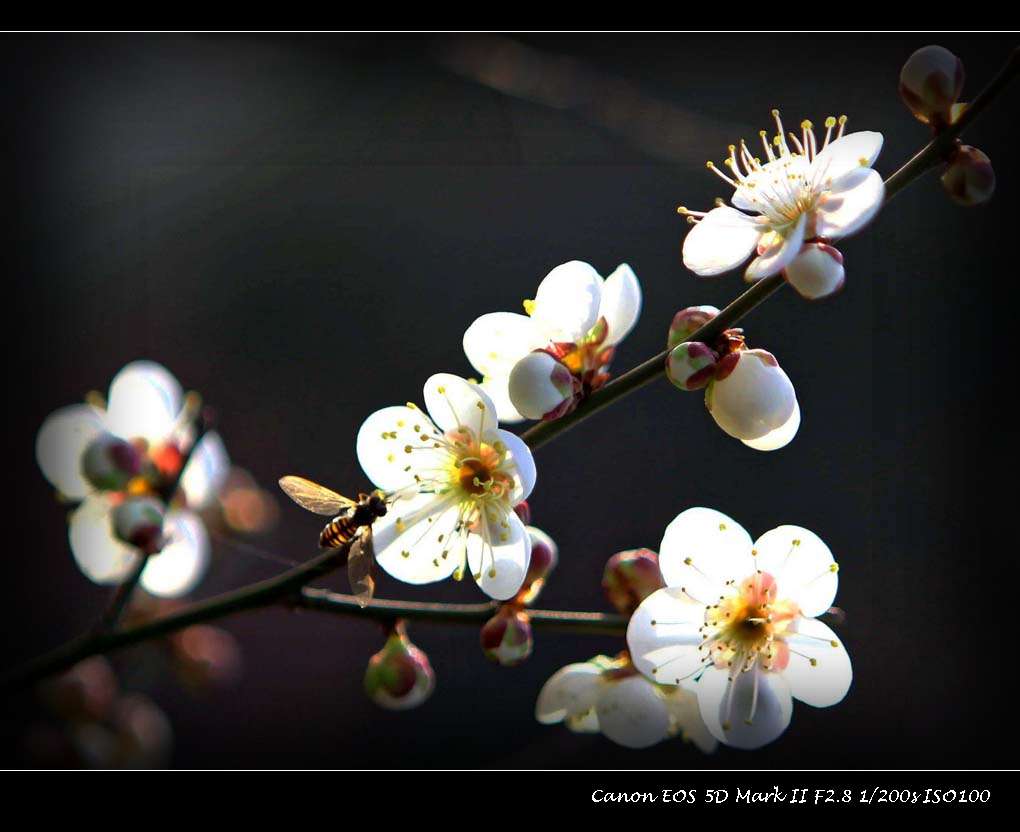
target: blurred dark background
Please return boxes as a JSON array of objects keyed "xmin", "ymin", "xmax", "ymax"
[{"xmin": 2, "ymin": 32, "xmax": 1018, "ymax": 769}]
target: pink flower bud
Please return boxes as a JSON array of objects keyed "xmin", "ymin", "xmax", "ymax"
[
  {"xmin": 81, "ymin": 433, "xmax": 144, "ymax": 492},
  {"xmin": 602, "ymin": 549, "xmax": 665, "ymax": 615},
  {"xmin": 941, "ymin": 145, "xmax": 995, "ymax": 206},
  {"xmin": 111, "ymin": 497, "xmax": 166, "ymax": 555},
  {"xmin": 480, "ymin": 606, "xmax": 533, "ymax": 667},
  {"xmin": 899, "ymin": 45, "xmax": 964, "ymax": 126},
  {"xmin": 364, "ymin": 622, "xmax": 435, "ymax": 710},
  {"xmin": 666, "ymin": 341, "xmax": 719, "ymax": 391},
  {"xmin": 508, "ymin": 350, "xmax": 580, "ymax": 420},
  {"xmin": 667, "ymin": 305, "xmax": 720, "ymax": 350},
  {"xmin": 515, "ymin": 526, "xmax": 558, "ymax": 605},
  {"xmin": 513, "ymin": 501, "xmax": 531, "ymax": 526},
  {"xmin": 706, "ymin": 349, "xmax": 798, "ymax": 444}
]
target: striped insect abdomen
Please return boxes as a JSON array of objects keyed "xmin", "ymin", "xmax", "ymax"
[{"xmin": 319, "ymin": 513, "xmax": 360, "ymax": 549}]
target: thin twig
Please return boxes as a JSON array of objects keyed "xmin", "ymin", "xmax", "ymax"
[
  {"xmin": 3, "ymin": 545, "xmax": 348, "ymax": 694},
  {"xmin": 298, "ymin": 587, "xmax": 628, "ymax": 635}
]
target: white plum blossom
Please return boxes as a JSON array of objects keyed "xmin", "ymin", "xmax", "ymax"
[
  {"xmin": 35, "ymin": 361, "xmax": 228, "ymax": 598},
  {"xmin": 356, "ymin": 373, "xmax": 537, "ymax": 600},
  {"xmin": 463, "ymin": 261, "xmax": 642, "ymax": 422},
  {"xmin": 627, "ymin": 508, "xmax": 851, "ymax": 749},
  {"xmin": 535, "ymin": 654, "xmax": 716, "ymax": 752},
  {"xmin": 681, "ymin": 111, "xmax": 884, "ymax": 300}
]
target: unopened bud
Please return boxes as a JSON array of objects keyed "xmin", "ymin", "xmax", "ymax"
[
  {"xmin": 111, "ymin": 497, "xmax": 165, "ymax": 555},
  {"xmin": 364, "ymin": 622, "xmax": 435, "ymax": 710},
  {"xmin": 783, "ymin": 243, "xmax": 845, "ymax": 300},
  {"xmin": 706, "ymin": 350, "xmax": 797, "ymax": 444},
  {"xmin": 513, "ymin": 501, "xmax": 531, "ymax": 526},
  {"xmin": 941, "ymin": 145, "xmax": 995, "ymax": 206},
  {"xmin": 899, "ymin": 45, "xmax": 964, "ymax": 127},
  {"xmin": 666, "ymin": 341, "xmax": 719, "ymax": 391},
  {"xmin": 602, "ymin": 549, "xmax": 665, "ymax": 615},
  {"xmin": 667, "ymin": 305, "xmax": 720, "ymax": 350},
  {"xmin": 480, "ymin": 606, "xmax": 533, "ymax": 667},
  {"xmin": 81, "ymin": 433, "xmax": 144, "ymax": 492},
  {"xmin": 515, "ymin": 526, "xmax": 558, "ymax": 605},
  {"xmin": 508, "ymin": 350, "xmax": 580, "ymax": 421}
]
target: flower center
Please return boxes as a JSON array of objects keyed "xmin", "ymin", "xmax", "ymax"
[
  {"xmin": 458, "ymin": 456, "xmax": 494, "ymax": 495},
  {"xmin": 703, "ymin": 571, "xmax": 799, "ymax": 674},
  {"xmin": 679, "ymin": 110, "xmax": 850, "ymax": 232}
]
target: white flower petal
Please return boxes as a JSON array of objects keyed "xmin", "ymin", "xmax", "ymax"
[
  {"xmin": 467, "ymin": 510, "xmax": 531, "ymax": 600},
  {"xmin": 373, "ymin": 492, "xmax": 461, "ymax": 585},
  {"xmin": 753, "ymin": 525, "xmax": 837, "ymax": 617},
  {"xmin": 707, "ymin": 350, "xmax": 796, "ymax": 441},
  {"xmin": 627, "ymin": 588, "xmax": 706, "ymax": 688},
  {"xmin": 179, "ymin": 431, "xmax": 230, "ymax": 509},
  {"xmin": 744, "ymin": 212, "xmax": 807, "ymax": 281},
  {"xmin": 598, "ymin": 263, "xmax": 642, "ymax": 346},
  {"xmin": 531, "ymin": 261, "xmax": 604, "ymax": 342},
  {"xmin": 36, "ymin": 404, "xmax": 106, "ymax": 499},
  {"xmin": 698, "ymin": 665, "xmax": 793, "ymax": 750},
  {"xmin": 140, "ymin": 509, "xmax": 209, "ymax": 598},
  {"xmin": 463, "ymin": 312, "xmax": 544, "ymax": 381},
  {"xmin": 479, "ymin": 376, "xmax": 527, "ymax": 424},
  {"xmin": 784, "ymin": 618, "xmax": 853, "ymax": 708},
  {"xmin": 105, "ymin": 361, "xmax": 183, "ymax": 444},
  {"xmin": 507, "ymin": 351, "xmax": 574, "ymax": 420},
  {"xmin": 812, "ymin": 130, "xmax": 884, "ymax": 183},
  {"xmin": 682, "ymin": 207, "xmax": 761, "ymax": 277},
  {"xmin": 566, "ymin": 708, "xmax": 601, "ymax": 734},
  {"xmin": 664, "ymin": 687, "xmax": 718, "ymax": 753},
  {"xmin": 496, "ymin": 428, "xmax": 536, "ymax": 503},
  {"xmin": 536, "ymin": 662, "xmax": 603, "ymax": 724},
  {"xmin": 783, "ymin": 244, "xmax": 846, "ymax": 300},
  {"xmin": 658, "ymin": 508, "xmax": 753, "ymax": 603},
  {"xmin": 816, "ymin": 167, "xmax": 885, "ymax": 240},
  {"xmin": 741, "ymin": 399, "xmax": 801, "ymax": 452},
  {"xmin": 356, "ymin": 405, "xmax": 443, "ymax": 492},
  {"xmin": 423, "ymin": 373, "xmax": 498, "ymax": 434},
  {"xmin": 596, "ymin": 676, "xmax": 671, "ymax": 749},
  {"xmin": 68, "ymin": 495, "xmax": 139, "ymax": 584}
]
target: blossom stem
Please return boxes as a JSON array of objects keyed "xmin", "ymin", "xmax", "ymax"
[
  {"xmin": 520, "ymin": 48, "xmax": 1019, "ymax": 453},
  {"xmin": 298, "ymin": 587, "xmax": 627, "ymax": 635},
  {"xmin": 1, "ymin": 548, "xmax": 625, "ymax": 693},
  {"xmin": 95, "ymin": 416, "xmax": 212, "ymax": 631}
]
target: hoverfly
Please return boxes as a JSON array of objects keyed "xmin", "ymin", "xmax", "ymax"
[{"xmin": 278, "ymin": 475, "xmax": 390, "ymax": 607}]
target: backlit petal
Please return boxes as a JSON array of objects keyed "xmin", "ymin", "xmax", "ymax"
[
  {"xmin": 598, "ymin": 263, "xmax": 642, "ymax": 346},
  {"xmin": 106, "ymin": 361, "xmax": 183, "ymax": 443},
  {"xmin": 531, "ymin": 261, "xmax": 603, "ymax": 342},
  {"xmin": 467, "ymin": 510, "xmax": 531, "ymax": 600},
  {"xmin": 658, "ymin": 507, "xmax": 753, "ymax": 602},
  {"xmin": 423, "ymin": 373, "xmax": 498, "ymax": 434},
  {"xmin": 753, "ymin": 525, "xmax": 837, "ymax": 617},
  {"xmin": 682, "ymin": 207, "xmax": 761, "ymax": 277},
  {"xmin": 36, "ymin": 404, "xmax": 106, "ymax": 499},
  {"xmin": 784, "ymin": 618, "xmax": 853, "ymax": 708},
  {"xmin": 141, "ymin": 509, "xmax": 209, "ymax": 598}
]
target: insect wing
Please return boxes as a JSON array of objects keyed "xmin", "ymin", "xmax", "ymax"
[
  {"xmin": 278, "ymin": 475, "xmax": 356, "ymax": 516},
  {"xmin": 347, "ymin": 529, "xmax": 376, "ymax": 608}
]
